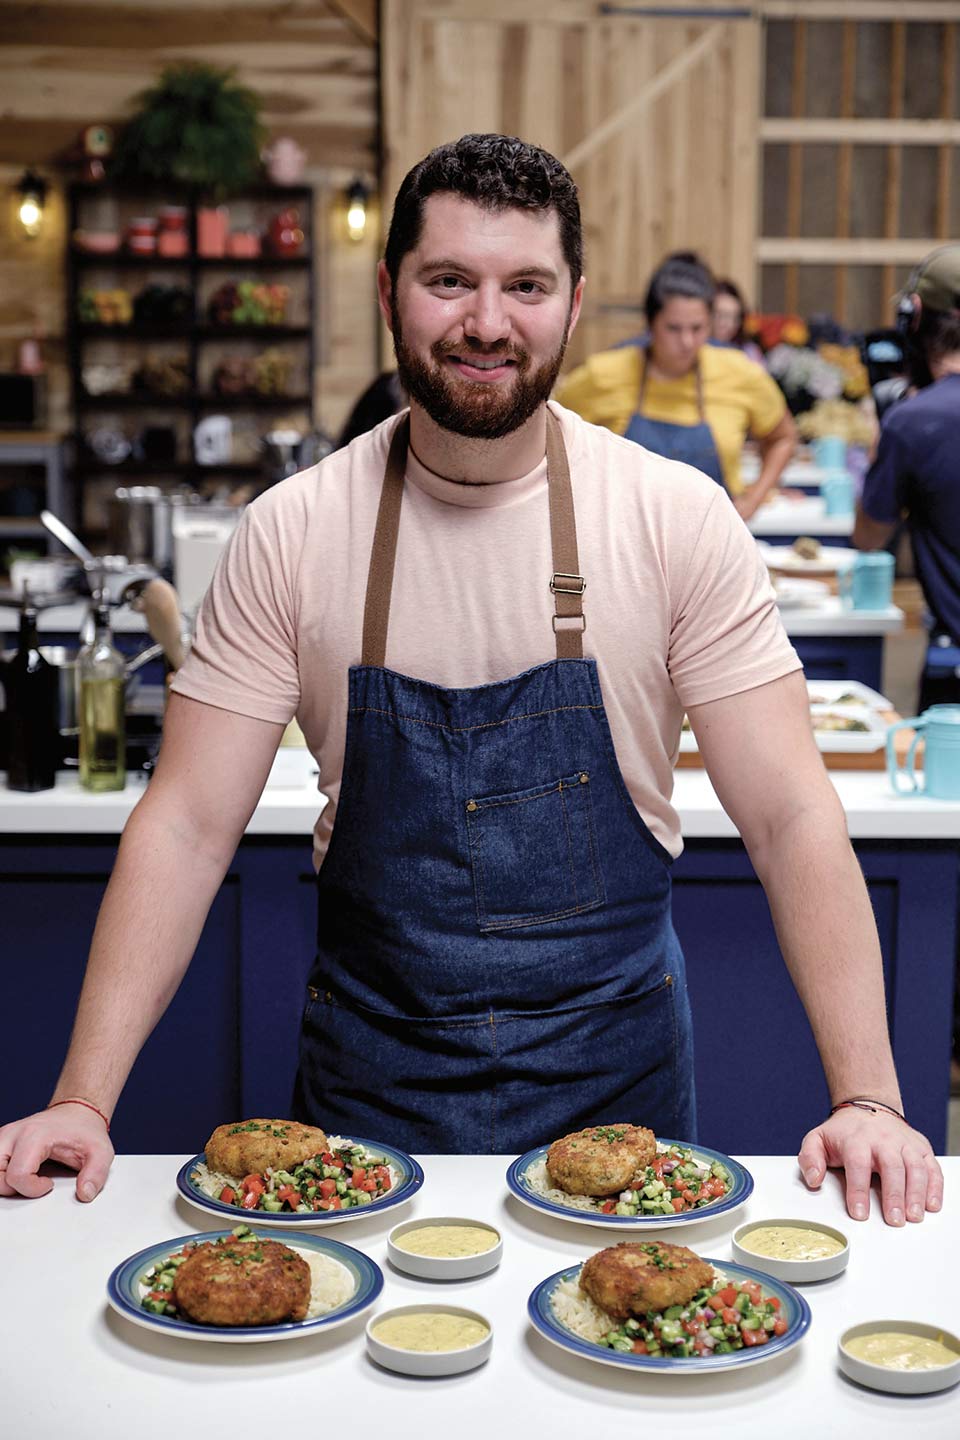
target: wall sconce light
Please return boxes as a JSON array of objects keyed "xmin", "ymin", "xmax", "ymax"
[
  {"xmin": 16, "ymin": 170, "xmax": 48, "ymax": 238},
  {"xmin": 346, "ymin": 178, "xmax": 370, "ymax": 243}
]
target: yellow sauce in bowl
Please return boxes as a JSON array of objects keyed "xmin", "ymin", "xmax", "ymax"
[
  {"xmin": 371, "ymin": 1312, "xmax": 490, "ymax": 1353},
  {"xmin": 739, "ymin": 1225, "xmax": 845, "ymax": 1262},
  {"xmin": 393, "ymin": 1224, "xmax": 498, "ymax": 1258},
  {"xmin": 844, "ymin": 1332, "xmax": 959, "ymax": 1371}
]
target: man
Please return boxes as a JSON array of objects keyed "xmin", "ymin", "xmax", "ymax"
[
  {"xmin": 0, "ymin": 135, "xmax": 941, "ymax": 1226},
  {"xmin": 853, "ymin": 244, "xmax": 960, "ymax": 710}
]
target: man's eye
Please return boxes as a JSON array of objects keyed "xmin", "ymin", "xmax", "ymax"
[
  {"xmin": 435, "ymin": 275, "xmax": 464, "ymax": 289},
  {"xmin": 514, "ymin": 281, "xmax": 542, "ymax": 295}
]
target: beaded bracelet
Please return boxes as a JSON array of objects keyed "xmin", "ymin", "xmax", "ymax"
[
  {"xmin": 47, "ymin": 1097, "xmax": 111, "ymax": 1132},
  {"xmin": 829, "ymin": 1097, "xmax": 905, "ymax": 1122}
]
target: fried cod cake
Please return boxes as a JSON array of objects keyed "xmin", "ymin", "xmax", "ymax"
[
  {"xmin": 580, "ymin": 1241, "xmax": 714, "ymax": 1320},
  {"xmin": 172, "ymin": 1235, "xmax": 311, "ymax": 1326},
  {"xmin": 204, "ymin": 1119, "xmax": 328, "ymax": 1178},
  {"xmin": 546, "ymin": 1123, "xmax": 657, "ymax": 1197}
]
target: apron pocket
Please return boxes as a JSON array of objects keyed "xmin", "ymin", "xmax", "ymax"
[{"xmin": 466, "ymin": 769, "xmax": 605, "ymax": 932}]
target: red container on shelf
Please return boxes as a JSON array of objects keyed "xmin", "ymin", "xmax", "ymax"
[
  {"xmin": 198, "ymin": 206, "xmax": 229, "ymax": 257},
  {"xmin": 127, "ymin": 234, "xmax": 157, "ymax": 254},
  {"xmin": 128, "ymin": 216, "xmax": 158, "ymax": 238},
  {"xmin": 159, "ymin": 205, "xmax": 188, "ymax": 233},
  {"xmin": 227, "ymin": 231, "xmax": 261, "ymax": 258},
  {"xmin": 157, "ymin": 230, "xmax": 189, "ymax": 258}
]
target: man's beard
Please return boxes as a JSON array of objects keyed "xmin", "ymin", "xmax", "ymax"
[{"xmin": 391, "ymin": 301, "xmax": 570, "ymax": 440}]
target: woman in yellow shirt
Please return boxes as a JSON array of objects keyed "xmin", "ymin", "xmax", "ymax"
[{"xmin": 557, "ymin": 252, "xmax": 797, "ymax": 519}]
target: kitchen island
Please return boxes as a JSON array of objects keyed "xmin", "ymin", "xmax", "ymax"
[
  {"xmin": 3, "ymin": 1153, "xmax": 957, "ymax": 1439},
  {"xmin": 1, "ymin": 768, "xmax": 954, "ymax": 1156}
]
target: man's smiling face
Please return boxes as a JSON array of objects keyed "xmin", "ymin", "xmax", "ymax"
[{"xmin": 380, "ymin": 193, "xmax": 583, "ymax": 440}]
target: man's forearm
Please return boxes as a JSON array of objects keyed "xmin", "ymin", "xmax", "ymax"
[
  {"xmin": 747, "ymin": 798, "xmax": 901, "ymax": 1108},
  {"xmin": 52, "ymin": 795, "xmax": 232, "ymax": 1116}
]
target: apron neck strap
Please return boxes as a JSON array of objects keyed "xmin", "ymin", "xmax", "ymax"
[
  {"xmin": 360, "ymin": 408, "xmax": 585, "ymax": 668},
  {"xmin": 638, "ymin": 349, "xmax": 706, "ymax": 421}
]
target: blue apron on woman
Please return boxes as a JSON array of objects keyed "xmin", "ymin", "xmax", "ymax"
[
  {"xmin": 625, "ymin": 352, "xmax": 726, "ymax": 488},
  {"xmin": 295, "ymin": 411, "xmax": 696, "ymax": 1153}
]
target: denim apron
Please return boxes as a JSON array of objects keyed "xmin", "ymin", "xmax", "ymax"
[
  {"xmin": 625, "ymin": 353, "xmax": 726, "ymax": 489},
  {"xmin": 295, "ymin": 410, "xmax": 696, "ymax": 1153}
]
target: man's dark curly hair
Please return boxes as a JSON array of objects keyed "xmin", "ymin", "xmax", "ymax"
[{"xmin": 384, "ymin": 134, "xmax": 583, "ymax": 296}]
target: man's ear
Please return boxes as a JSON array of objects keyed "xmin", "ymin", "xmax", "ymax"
[
  {"xmin": 567, "ymin": 275, "xmax": 586, "ymax": 340},
  {"xmin": 377, "ymin": 260, "xmax": 394, "ymax": 332}
]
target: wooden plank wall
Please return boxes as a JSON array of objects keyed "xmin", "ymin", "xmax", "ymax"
[
  {"xmin": 760, "ymin": 13, "xmax": 960, "ymax": 330},
  {"xmin": 381, "ymin": 1, "xmax": 762, "ymax": 368},
  {"xmin": 0, "ymin": 0, "xmax": 380, "ymax": 438}
]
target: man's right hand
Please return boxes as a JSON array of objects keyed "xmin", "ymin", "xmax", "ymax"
[{"xmin": 0, "ymin": 1104, "xmax": 114, "ymax": 1202}]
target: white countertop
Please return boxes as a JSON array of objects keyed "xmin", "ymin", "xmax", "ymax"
[
  {"xmin": 778, "ymin": 598, "xmax": 903, "ymax": 635},
  {"xmin": 743, "ymin": 458, "xmax": 826, "ymax": 490},
  {"xmin": 2, "ymin": 766, "xmax": 956, "ymax": 840},
  {"xmin": 0, "ymin": 603, "xmax": 148, "ymax": 634},
  {"xmin": 3, "ymin": 1153, "xmax": 957, "ymax": 1439},
  {"xmin": 749, "ymin": 498, "xmax": 852, "ymax": 538}
]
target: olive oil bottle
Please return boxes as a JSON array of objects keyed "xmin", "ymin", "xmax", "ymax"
[{"xmin": 78, "ymin": 605, "xmax": 126, "ymax": 791}]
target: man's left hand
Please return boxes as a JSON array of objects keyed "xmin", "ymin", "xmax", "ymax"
[{"xmin": 798, "ymin": 1108, "xmax": 943, "ymax": 1225}]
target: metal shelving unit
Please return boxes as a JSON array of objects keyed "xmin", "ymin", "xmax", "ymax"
[{"xmin": 66, "ymin": 181, "xmax": 316, "ymax": 516}]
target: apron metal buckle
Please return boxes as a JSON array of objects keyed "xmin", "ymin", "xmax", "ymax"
[
  {"xmin": 552, "ymin": 613, "xmax": 587, "ymax": 634},
  {"xmin": 550, "ymin": 572, "xmax": 586, "ymax": 595}
]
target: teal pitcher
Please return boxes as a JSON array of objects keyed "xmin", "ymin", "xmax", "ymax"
[{"xmin": 887, "ymin": 704, "xmax": 960, "ymax": 798}]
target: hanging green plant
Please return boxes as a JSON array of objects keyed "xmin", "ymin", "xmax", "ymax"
[{"xmin": 112, "ymin": 62, "xmax": 266, "ymax": 195}]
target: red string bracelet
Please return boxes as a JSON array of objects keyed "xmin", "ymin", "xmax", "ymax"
[
  {"xmin": 47, "ymin": 1097, "xmax": 110, "ymax": 1131},
  {"xmin": 829, "ymin": 1098, "xmax": 905, "ymax": 1122}
]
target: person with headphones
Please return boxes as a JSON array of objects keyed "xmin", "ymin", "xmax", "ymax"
[{"xmin": 852, "ymin": 245, "xmax": 960, "ymax": 710}]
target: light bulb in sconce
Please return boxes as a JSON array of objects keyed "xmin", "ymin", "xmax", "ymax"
[
  {"xmin": 16, "ymin": 170, "xmax": 48, "ymax": 238},
  {"xmin": 346, "ymin": 178, "xmax": 370, "ymax": 242}
]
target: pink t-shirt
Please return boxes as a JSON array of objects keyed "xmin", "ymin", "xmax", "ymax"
[{"xmin": 171, "ymin": 402, "xmax": 800, "ymax": 864}]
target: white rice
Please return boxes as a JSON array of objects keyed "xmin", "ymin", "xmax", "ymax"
[
  {"xmin": 549, "ymin": 1275, "xmax": 618, "ymax": 1342},
  {"xmin": 295, "ymin": 1249, "xmax": 356, "ymax": 1319},
  {"xmin": 191, "ymin": 1135, "xmax": 398, "ymax": 1206}
]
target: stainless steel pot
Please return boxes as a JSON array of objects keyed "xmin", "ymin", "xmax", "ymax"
[{"xmin": 107, "ymin": 487, "xmax": 200, "ymax": 572}]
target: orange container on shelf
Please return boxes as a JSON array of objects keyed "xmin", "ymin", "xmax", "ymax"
[{"xmin": 197, "ymin": 206, "xmax": 229, "ymax": 257}]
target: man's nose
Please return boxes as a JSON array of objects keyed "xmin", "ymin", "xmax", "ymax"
[{"xmin": 462, "ymin": 284, "xmax": 511, "ymax": 346}]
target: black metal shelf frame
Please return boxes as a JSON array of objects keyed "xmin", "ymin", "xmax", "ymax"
[{"xmin": 67, "ymin": 182, "xmax": 316, "ymax": 513}]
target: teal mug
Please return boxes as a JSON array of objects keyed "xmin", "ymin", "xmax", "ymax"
[
  {"xmin": 887, "ymin": 705, "xmax": 960, "ymax": 798},
  {"xmin": 838, "ymin": 551, "xmax": 894, "ymax": 610},
  {"xmin": 813, "ymin": 435, "xmax": 847, "ymax": 471},
  {"xmin": 821, "ymin": 470, "xmax": 854, "ymax": 516}
]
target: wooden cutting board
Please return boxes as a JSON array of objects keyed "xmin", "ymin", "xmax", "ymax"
[{"xmin": 675, "ymin": 710, "xmax": 919, "ymax": 772}]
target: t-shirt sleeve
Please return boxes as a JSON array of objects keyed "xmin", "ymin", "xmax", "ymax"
[
  {"xmin": 170, "ymin": 499, "xmax": 301, "ymax": 725},
  {"xmin": 742, "ymin": 361, "xmax": 787, "ymax": 438},
  {"xmin": 860, "ymin": 419, "xmax": 907, "ymax": 524},
  {"xmin": 667, "ymin": 486, "xmax": 801, "ymax": 707}
]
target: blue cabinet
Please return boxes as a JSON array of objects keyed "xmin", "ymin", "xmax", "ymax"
[{"xmin": 1, "ymin": 831, "xmax": 953, "ymax": 1154}]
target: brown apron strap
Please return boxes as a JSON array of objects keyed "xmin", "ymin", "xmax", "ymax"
[
  {"xmin": 545, "ymin": 408, "xmax": 585, "ymax": 660},
  {"xmin": 361, "ymin": 414, "xmax": 409, "ymax": 668},
  {"xmin": 360, "ymin": 408, "xmax": 585, "ymax": 668}
]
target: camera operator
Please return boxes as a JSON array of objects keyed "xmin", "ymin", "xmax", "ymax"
[{"xmin": 853, "ymin": 245, "xmax": 960, "ymax": 710}]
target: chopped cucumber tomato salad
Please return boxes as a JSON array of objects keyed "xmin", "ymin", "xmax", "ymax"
[
  {"xmin": 214, "ymin": 1144, "xmax": 393, "ymax": 1214},
  {"xmin": 598, "ymin": 1275, "xmax": 789, "ymax": 1358},
  {"xmin": 140, "ymin": 1224, "xmax": 259, "ymax": 1317},
  {"xmin": 599, "ymin": 1146, "xmax": 731, "ymax": 1217}
]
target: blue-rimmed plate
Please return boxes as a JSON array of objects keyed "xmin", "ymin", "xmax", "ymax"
[
  {"xmin": 107, "ymin": 1227, "xmax": 383, "ymax": 1344},
  {"xmin": 528, "ymin": 1257, "xmax": 810, "ymax": 1373},
  {"xmin": 177, "ymin": 1137, "xmax": 424, "ymax": 1227},
  {"xmin": 506, "ymin": 1139, "xmax": 753, "ymax": 1230}
]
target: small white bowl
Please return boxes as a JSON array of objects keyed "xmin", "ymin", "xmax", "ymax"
[
  {"xmin": 366, "ymin": 1304, "xmax": 493, "ymax": 1377},
  {"xmin": 732, "ymin": 1218, "xmax": 849, "ymax": 1283},
  {"xmin": 838, "ymin": 1321, "xmax": 960, "ymax": 1394},
  {"xmin": 387, "ymin": 1217, "xmax": 503, "ymax": 1281}
]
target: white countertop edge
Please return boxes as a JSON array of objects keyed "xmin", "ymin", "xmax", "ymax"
[
  {"xmin": 3, "ymin": 770, "xmax": 959, "ymax": 841},
  {"xmin": 780, "ymin": 600, "xmax": 903, "ymax": 634}
]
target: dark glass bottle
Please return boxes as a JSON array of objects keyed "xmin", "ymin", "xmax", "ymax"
[{"xmin": 5, "ymin": 602, "xmax": 59, "ymax": 792}]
